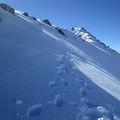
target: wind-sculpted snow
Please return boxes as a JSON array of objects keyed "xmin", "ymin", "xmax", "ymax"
[
  {"xmin": 0, "ymin": 5, "xmax": 120, "ymax": 120},
  {"xmin": 70, "ymin": 54, "xmax": 120, "ymax": 101}
]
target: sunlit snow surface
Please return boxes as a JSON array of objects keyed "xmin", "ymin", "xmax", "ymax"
[{"xmin": 0, "ymin": 7, "xmax": 120, "ymax": 120}]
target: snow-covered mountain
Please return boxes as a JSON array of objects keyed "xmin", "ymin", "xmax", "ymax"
[
  {"xmin": 72, "ymin": 26, "xmax": 96, "ymax": 42},
  {"xmin": 0, "ymin": 3, "xmax": 120, "ymax": 120}
]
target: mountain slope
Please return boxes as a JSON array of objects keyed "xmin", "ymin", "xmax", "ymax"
[{"xmin": 0, "ymin": 4, "xmax": 120, "ymax": 120}]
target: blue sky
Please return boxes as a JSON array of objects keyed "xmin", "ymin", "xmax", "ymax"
[{"xmin": 1, "ymin": 0, "xmax": 120, "ymax": 52}]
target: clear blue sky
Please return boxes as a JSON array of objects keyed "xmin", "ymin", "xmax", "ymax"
[{"xmin": 1, "ymin": 0, "xmax": 120, "ymax": 52}]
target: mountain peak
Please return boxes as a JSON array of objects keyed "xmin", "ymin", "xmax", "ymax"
[{"xmin": 71, "ymin": 26, "xmax": 96, "ymax": 42}]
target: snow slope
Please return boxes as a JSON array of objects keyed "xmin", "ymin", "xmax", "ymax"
[{"xmin": 0, "ymin": 5, "xmax": 120, "ymax": 120}]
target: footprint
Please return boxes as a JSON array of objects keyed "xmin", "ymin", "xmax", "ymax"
[
  {"xmin": 77, "ymin": 113, "xmax": 89, "ymax": 120},
  {"xmin": 84, "ymin": 83, "xmax": 91, "ymax": 90},
  {"xmin": 85, "ymin": 106, "xmax": 113, "ymax": 120},
  {"xmin": 57, "ymin": 70, "xmax": 63, "ymax": 76},
  {"xmin": 27, "ymin": 104, "xmax": 43, "ymax": 116},
  {"xmin": 113, "ymin": 115, "xmax": 120, "ymax": 120},
  {"xmin": 61, "ymin": 79, "xmax": 69, "ymax": 86},
  {"xmin": 81, "ymin": 115, "xmax": 90, "ymax": 120},
  {"xmin": 98, "ymin": 115, "xmax": 111, "ymax": 120},
  {"xmin": 49, "ymin": 81, "xmax": 57, "ymax": 87},
  {"xmin": 15, "ymin": 112, "xmax": 23, "ymax": 118},
  {"xmin": 54, "ymin": 94, "xmax": 64, "ymax": 107},
  {"xmin": 79, "ymin": 88, "xmax": 87, "ymax": 96},
  {"xmin": 15, "ymin": 100, "xmax": 23, "ymax": 105}
]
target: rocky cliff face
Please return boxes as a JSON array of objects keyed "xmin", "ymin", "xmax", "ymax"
[
  {"xmin": 71, "ymin": 26, "xmax": 96, "ymax": 41},
  {"xmin": 0, "ymin": 3, "xmax": 15, "ymax": 15}
]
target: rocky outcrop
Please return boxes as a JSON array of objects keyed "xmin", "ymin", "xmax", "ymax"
[
  {"xmin": 31, "ymin": 16, "xmax": 37, "ymax": 21},
  {"xmin": 22, "ymin": 12, "xmax": 29, "ymax": 17},
  {"xmin": 55, "ymin": 27, "xmax": 66, "ymax": 36},
  {"xmin": 0, "ymin": 3, "xmax": 15, "ymax": 15},
  {"xmin": 42, "ymin": 19, "xmax": 52, "ymax": 26}
]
